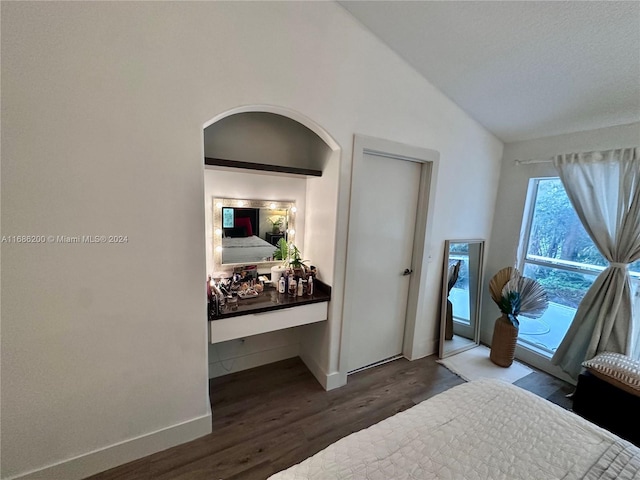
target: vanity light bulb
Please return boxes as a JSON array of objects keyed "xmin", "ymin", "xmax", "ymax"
[
  {"xmin": 238, "ymin": 201, "xmax": 245, "ymax": 207},
  {"xmin": 216, "ymin": 202, "xmax": 223, "ymax": 208},
  {"xmin": 215, "ymin": 246, "xmax": 223, "ymax": 252},
  {"xmin": 269, "ymin": 203, "xmax": 276, "ymax": 209},
  {"xmin": 215, "ymin": 229, "xmax": 222, "ymax": 236},
  {"xmin": 291, "ymin": 207, "xmax": 297, "ymax": 213}
]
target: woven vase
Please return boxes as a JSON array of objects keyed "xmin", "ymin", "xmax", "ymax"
[{"xmin": 490, "ymin": 314, "xmax": 519, "ymax": 367}]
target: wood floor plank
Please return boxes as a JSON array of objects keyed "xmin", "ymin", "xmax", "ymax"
[
  {"xmin": 82, "ymin": 457, "xmax": 150, "ymax": 480},
  {"xmin": 514, "ymin": 371, "xmax": 566, "ymax": 397},
  {"xmin": 152, "ymin": 423, "xmax": 304, "ymax": 480},
  {"xmin": 86, "ymin": 355, "xmax": 573, "ymax": 480}
]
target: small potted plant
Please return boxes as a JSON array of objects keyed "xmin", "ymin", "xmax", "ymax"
[
  {"xmin": 288, "ymin": 244, "xmax": 309, "ymax": 277},
  {"xmin": 489, "ymin": 267, "xmax": 549, "ymax": 367},
  {"xmin": 267, "ymin": 216, "xmax": 284, "ymax": 234}
]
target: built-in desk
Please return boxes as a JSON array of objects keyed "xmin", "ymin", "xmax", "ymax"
[{"xmin": 208, "ymin": 282, "xmax": 330, "ymax": 343}]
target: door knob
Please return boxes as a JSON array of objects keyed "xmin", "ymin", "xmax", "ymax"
[{"xmin": 403, "ymin": 268, "xmax": 413, "ymax": 276}]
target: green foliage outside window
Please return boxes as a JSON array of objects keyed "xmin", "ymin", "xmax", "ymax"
[{"xmin": 525, "ymin": 178, "xmax": 639, "ymax": 309}]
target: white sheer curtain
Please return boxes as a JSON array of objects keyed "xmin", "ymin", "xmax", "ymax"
[
  {"xmin": 632, "ymin": 279, "xmax": 640, "ymax": 358},
  {"xmin": 551, "ymin": 147, "xmax": 640, "ymax": 378}
]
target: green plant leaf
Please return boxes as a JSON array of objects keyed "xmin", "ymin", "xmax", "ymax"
[{"xmin": 273, "ymin": 238, "xmax": 289, "ymax": 262}]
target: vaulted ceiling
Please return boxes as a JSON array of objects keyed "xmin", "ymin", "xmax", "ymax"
[{"xmin": 340, "ymin": 1, "xmax": 640, "ymax": 142}]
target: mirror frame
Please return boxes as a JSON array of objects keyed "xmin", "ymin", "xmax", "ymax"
[
  {"xmin": 438, "ymin": 239, "xmax": 485, "ymax": 359},
  {"xmin": 213, "ymin": 197, "xmax": 297, "ymax": 268}
]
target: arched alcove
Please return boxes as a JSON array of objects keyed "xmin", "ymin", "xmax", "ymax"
[
  {"xmin": 204, "ymin": 112, "xmax": 331, "ymax": 172},
  {"xmin": 203, "ymin": 104, "xmax": 340, "ymax": 152},
  {"xmin": 203, "ymin": 106, "xmax": 342, "ymax": 389}
]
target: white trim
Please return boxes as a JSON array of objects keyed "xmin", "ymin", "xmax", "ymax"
[
  {"xmin": 299, "ymin": 350, "xmax": 344, "ymax": 391},
  {"xmin": 324, "ymin": 371, "xmax": 343, "ymax": 391},
  {"xmin": 6, "ymin": 415, "xmax": 212, "ymax": 480},
  {"xmin": 340, "ymin": 134, "xmax": 440, "ymax": 378},
  {"xmin": 406, "ymin": 338, "xmax": 440, "ymax": 361}
]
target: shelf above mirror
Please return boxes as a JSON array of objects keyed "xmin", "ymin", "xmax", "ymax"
[{"xmin": 205, "ymin": 157, "xmax": 322, "ymax": 177}]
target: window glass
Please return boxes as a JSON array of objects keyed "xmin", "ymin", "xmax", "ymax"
[
  {"xmin": 527, "ymin": 179, "xmax": 606, "ymax": 268},
  {"xmin": 518, "ymin": 178, "xmax": 638, "ymax": 355}
]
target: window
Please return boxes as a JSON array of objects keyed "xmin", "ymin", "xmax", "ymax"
[{"xmin": 518, "ymin": 178, "xmax": 640, "ymax": 356}]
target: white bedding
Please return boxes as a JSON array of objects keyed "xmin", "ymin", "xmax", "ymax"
[
  {"xmin": 269, "ymin": 379, "xmax": 640, "ymax": 480},
  {"xmin": 221, "ymin": 235, "xmax": 275, "ymax": 264}
]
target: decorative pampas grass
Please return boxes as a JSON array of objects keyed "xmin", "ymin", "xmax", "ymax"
[
  {"xmin": 489, "ymin": 266, "xmax": 549, "ymax": 367},
  {"xmin": 489, "ymin": 267, "xmax": 518, "ymax": 304},
  {"xmin": 504, "ymin": 276, "xmax": 549, "ymax": 319},
  {"xmin": 489, "ymin": 267, "xmax": 549, "ymax": 327}
]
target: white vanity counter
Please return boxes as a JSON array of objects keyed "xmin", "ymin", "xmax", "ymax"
[{"xmin": 208, "ymin": 283, "xmax": 330, "ymax": 343}]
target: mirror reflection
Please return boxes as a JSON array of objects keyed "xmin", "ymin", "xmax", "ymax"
[
  {"xmin": 213, "ymin": 198, "xmax": 296, "ymax": 266},
  {"xmin": 439, "ymin": 239, "xmax": 485, "ymax": 358}
]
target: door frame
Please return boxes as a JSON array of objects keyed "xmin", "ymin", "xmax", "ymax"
[{"xmin": 339, "ymin": 135, "xmax": 440, "ymax": 383}]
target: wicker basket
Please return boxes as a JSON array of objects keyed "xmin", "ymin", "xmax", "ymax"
[{"xmin": 490, "ymin": 314, "xmax": 519, "ymax": 367}]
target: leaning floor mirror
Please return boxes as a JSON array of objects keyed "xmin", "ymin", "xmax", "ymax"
[{"xmin": 438, "ymin": 239, "xmax": 485, "ymax": 358}]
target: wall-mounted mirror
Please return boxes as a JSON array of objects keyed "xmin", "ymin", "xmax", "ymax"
[
  {"xmin": 439, "ymin": 239, "xmax": 485, "ymax": 358},
  {"xmin": 213, "ymin": 198, "xmax": 297, "ymax": 266}
]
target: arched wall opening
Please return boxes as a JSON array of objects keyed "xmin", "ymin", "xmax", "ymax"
[{"xmin": 202, "ymin": 105, "xmax": 343, "ymax": 389}]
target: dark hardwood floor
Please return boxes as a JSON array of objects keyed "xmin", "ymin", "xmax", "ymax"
[{"xmin": 86, "ymin": 355, "xmax": 573, "ymax": 480}]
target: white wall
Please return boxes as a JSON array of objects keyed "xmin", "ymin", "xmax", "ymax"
[
  {"xmin": 1, "ymin": 2, "xmax": 502, "ymax": 478},
  {"xmin": 482, "ymin": 122, "xmax": 640, "ymax": 375},
  {"xmin": 208, "ymin": 329, "xmax": 301, "ymax": 379}
]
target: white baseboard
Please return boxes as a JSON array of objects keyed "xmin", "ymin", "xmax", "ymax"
[
  {"xmin": 6, "ymin": 414, "xmax": 212, "ymax": 480},
  {"xmin": 325, "ymin": 371, "xmax": 344, "ymax": 390},
  {"xmin": 299, "ymin": 351, "xmax": 345, "ymax": 391},
  {"xmin": 208, "ymin": 343, "xmax": 299, "ymax": 378},
  {"xmin": 407, "ymin": 338, "xmax": 439, "ymax": 360}
]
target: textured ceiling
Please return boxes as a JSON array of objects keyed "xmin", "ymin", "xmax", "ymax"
[{"xmin": 339, "ymin": 1, "xmax": 640, "ymax": 142}]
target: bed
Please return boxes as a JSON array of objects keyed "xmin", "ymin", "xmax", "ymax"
[
  {"xmin": 221, "ymin": 235, "xmax": 275, "ymax": 264},
  {"xmin": 269, "ymin": 379, "xmax": 640, "ymax": 479}
]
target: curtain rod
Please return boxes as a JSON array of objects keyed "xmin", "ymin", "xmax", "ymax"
[
  {"xmin": 514, "ymin": 157, "xmax": 553, "ymax": 165},
  {"xmin": 515, "ymin": 146, "xmax": 638, "ymax": 166}
]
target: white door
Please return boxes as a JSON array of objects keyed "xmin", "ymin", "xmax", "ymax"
[{"xmin": 346, "ymin": 153, "xmax": 422, "ymax": 372}]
